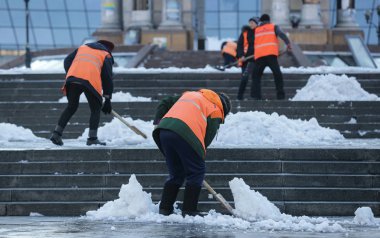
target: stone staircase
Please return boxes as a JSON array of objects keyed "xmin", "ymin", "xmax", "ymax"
[
  {"xmin": 0, "ymin": 72, "xmax": 380, "ymax": 216},
  {"xmin": 0, "ymin": 148, "xmax": 379, "ymax": 216}
]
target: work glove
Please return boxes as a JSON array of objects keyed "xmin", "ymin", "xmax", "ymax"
[
  {"xmin": 102, "ymin": 98, "xmax": 112, "ymax": 114},
  {"xmin": 286, "ymin": 44, "xmax": 292, "ymax": 52}
]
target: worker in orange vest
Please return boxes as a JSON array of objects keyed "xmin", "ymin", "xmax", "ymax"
[
  {"xmin": 221, "ymin": 41, "xmax": 237, "ymax": 67},
  {"xmin": 50, "ymin": 40, "xmax": 115, "ymax": 146},
  {"xmin": 153, "ymin": 89, "xmax": 231, "ymax": 217},
  {"xmin": 251, "ymin": 14, "xmax": 292, "ymax": 100},
  {"xmin": 236, "ymin": 17, "xmax": 259, "ymax": 100}
]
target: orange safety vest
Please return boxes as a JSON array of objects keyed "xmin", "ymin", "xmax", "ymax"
[
  {"xmin": 163, "ymin": 89, "xmax": 224, "ymax": 151},
  {"xmin": 222, "ymin": 41, "xmax": 237, "ymax": 57},
  {"xmin": 65, "ymin": 45, "xmax": 110, "ymax": 96},
  {"xmin": 254, "ymin": 23, "xmax": 279, "ymax": 60},
  {"xmin": 243, "ymin": 31, "xmax": 249, "ymax": 54}
]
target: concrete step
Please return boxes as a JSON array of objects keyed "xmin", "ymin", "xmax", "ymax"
[
  {"xmin": 0, "ymin": 148, "xmax": 379, "ymax": 216},
  {"xmin": 1, "ymin": 148, "xmax": 379, "ymax": 162},
  {"xmin": 1, "ymin": 187, "xmax": 378, "ymax": 203},
  {"xmin": 1, "ymin": 160, "xmax": 379, "ymax": 175}
]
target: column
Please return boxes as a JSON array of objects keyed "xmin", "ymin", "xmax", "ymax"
[
  {"xmin": 271, "ymin": 0, "xmax": 290, "ymax": 27},
  {"xmin": 100, "ymin": 0, "xmax": 122, "ymax": 30},
  {"xmin": 335, "ymin": 0, "xmax": 359, "ymax": 28},
  {"xmin": 159, "ymin": 0, "xmax": 184, "ymax": 29},
  {"xmin": 299, "ymin": 0, "xmax": 323, "ymax": 28}
]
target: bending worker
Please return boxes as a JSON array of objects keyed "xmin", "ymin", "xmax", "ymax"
[
  {"xmin": 50, "ymin": 40, "xmax": 115, "ymax": 146},
  {"xmin": 221, "ymin": 41, "xmax": 237, "ymax": 67},
  {"xmin": 153, "ymin": 89, "xmax": 231, "ymax": 216}
]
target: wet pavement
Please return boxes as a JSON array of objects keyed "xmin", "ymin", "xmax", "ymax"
[{"xmin": 0, "ymin": 217, "xmax": 379, "ymax": 238}]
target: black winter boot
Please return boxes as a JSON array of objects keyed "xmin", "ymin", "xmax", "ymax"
[
  {"xmin": 159, "ymin": 183, "xmax": 180, "ymax": 216},
  {"xmin": 50, "ymin": 132, "xmax": 63, "ymax": 146},
  {"xmin": 182, "ymin": 185, "xmax": 203, "ymax": 217},
  {"xmin": 86, "ymin": 137, "xmax": 106, "ymax": 146},
  {"xmin": 50, "ymin": 125, "xmax": 64, "ymax": 146}
]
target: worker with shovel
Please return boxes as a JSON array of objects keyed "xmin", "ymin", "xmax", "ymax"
[
  {"xmin": 153, "ymin": 89, "xmax": 231, "ymax": 217},
  {"xmin": 250, "ymin": 14, "xmax": 292, "ymax": 100},
  {"xmin": 50, "ymin": 40, "xmax": 115, "ymax": 146},
  {"xmin": 236, "ymin": 17, "xmax": 259, "ymax": 100}
]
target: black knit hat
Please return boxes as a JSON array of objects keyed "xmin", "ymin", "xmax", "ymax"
[
  {"xmin": 218, "ymin": 92, "xmax": 231, "ymax": 117},
  {"xmin": 260, "ymin": 14, "xmax": 270, "ymax": 22},
  {"xmin": 97, "ymin": 40, "xmax": 115, "ymax": 52},
  {"xmin": 249, "ymin": 17, "xmax": 260, "ymax": 25}
]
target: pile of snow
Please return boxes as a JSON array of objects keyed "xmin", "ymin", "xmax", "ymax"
[
  {"xmin": 213, "ymin": 111, "xmax": 345, "ymax": 147},
  {"xmin": 0, "ymin": 123, "xmax": 44, "ymax": 143},
  {"xmin": 87, "ymin": 175, "xmax": 156, "ymax": 218},
  {"xmin": 78, "ymin": 117, "xmax": 155, "ymax": 146},
  {"xmin": 291, "ymin": 74, "xmax": 380, "ymax": 101},
  {"xmin": 31, "ymin": 60, "xmax": 63, "ymax": 71},
  {"xmin": 58, "ymin": 91, "xmax": 151, "ymax": 103},
  {"xmin": 353, "ymin": 207, "xmax": 377, "ymax": 226},
  {"xmin": 86, "ymin": 174, "xmax": 349, "ymax": 232},
  {"xmin": 229, "ymin": 178, "xmax": 345, "ymax": 232},
  {"xmin": 78, "ymin": 111, "xmax": 344, "ymax": 147}
]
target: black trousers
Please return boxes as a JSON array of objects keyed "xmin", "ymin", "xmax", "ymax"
[
  {"xmin": 57, "ymin": 83, "xmax": 102, "ymax": 132},
  {"xmin": 237, "ymin": 61, "xmax": 254, "ymax": 100},
  {"xmin": 250, "ymin": 55, "xmax": 285, "ymax": 100}
]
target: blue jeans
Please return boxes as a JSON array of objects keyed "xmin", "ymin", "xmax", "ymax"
[{"xmin": 159, "ymin": 129, "xmax": 205, "ymax": 187}]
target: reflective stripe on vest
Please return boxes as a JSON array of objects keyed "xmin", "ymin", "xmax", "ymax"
[
  {"xmin": 222, "ymin": 41, "xmax": 237, "ymax": 57},
  {"xmin": 66, "ymin": 45, "xmax": 109, "ymax": 96},
  {"xmin": 163, "ymin": 91, "xmax": 223, "ymax": 151},
  {"xmin": 254, "ymin": 23, "xmax": 279, "ymax": 60}
]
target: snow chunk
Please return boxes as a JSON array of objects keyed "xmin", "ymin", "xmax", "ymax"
[
  {"xmin": 229, "ymin": 177, "xmax": 281, "ymax": 220},
  {"xmin": 345, "ymin": 117, "xmax": 357, "ymax": 124},
  {"xmin": 353, "ymin": 207, "xmax": 377, "ymax": 225},
  {"xmin": 29, "ymin": 212, "xmax": 44, "ymax": 217},
  {"xmin": 291, "ymin": 74, "xmax": 379, "ymax": 101},
  {"xmin": 0, "ymin": 123, "xmax": 44, "ymax": 143},
  {"xmin": 229, "ymin": 177, "xmax": 346, "ymax": 232},
  {"xmin": 86, "ymin": 174, "xmax": 156, "ymax": 218}
]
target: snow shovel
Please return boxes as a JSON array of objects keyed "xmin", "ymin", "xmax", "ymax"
[
  {"xmin": 203, "ymin": 180, "xmax": 234, "ymax": 215},
  {"xmin": 212, "ymin": 55, "xmax": 254, "ymax": 71},
  {"xmin": 111, "ymin": 110, "xmax": 147, "ymax": 139}
]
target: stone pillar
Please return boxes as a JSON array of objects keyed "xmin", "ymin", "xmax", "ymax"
[
  {"xmin": 100, "ymin": 0, "xmax": 122, "ymax": 30},
  {"xmin": 336, "ymin": 0, "xmax": 358, "ymax": 28},
  {"xmin": 300, "ymin": 0, "xmax": 323, "ymax": 28},
  {"xmin": 159, "ymin": 0, "xmax": 184, "ymax": 29},
  {"xmin": 271, "ymin": 0, "xmax": 290, "ymax": 27},
  {"xmin": 93, "ymin": 0, "xmax": 123, "ymax": 44}
]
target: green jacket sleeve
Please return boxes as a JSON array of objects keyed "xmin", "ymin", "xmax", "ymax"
[
  {"xmin": 153, "ymin": 95, "xmax": 181, "ymax": 125},
  {"xmin": 205, "ymin": 117, "xmax": 222, "ymax": 148}
]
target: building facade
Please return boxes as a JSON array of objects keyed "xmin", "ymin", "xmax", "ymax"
[
  {"xmin": 94, "ymin": 0, "xmax": 362, "ymax": 50},
  {"xmin": 0, "ymin": 0, "xmax": 377, "ymax": 52}
]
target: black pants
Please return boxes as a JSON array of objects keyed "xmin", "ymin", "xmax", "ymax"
[
  {"xmin": 57, "ymin": 83, "xmax": 102, "ymax": 132},
  {"xmin": 237, "ymin": 61, "xmax": 254, "ymax": 100},
  {"xmin": 250, "ymin": 55, "xmax": 285, "ymax": 100},
  {"xmin": 159, "ymin": 129, "xmax": 205, "ymax": 187}
]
